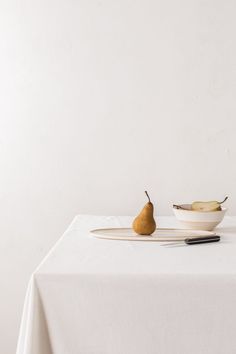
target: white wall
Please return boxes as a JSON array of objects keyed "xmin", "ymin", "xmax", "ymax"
[{"xmin": 1, "ymin": 0, "xmax": 236, "ymax": 352}]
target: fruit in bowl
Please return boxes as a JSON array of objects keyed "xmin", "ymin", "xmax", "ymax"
[{"xmin": 173, "ymin": 197, "xmax": 228, "ymax": 231}]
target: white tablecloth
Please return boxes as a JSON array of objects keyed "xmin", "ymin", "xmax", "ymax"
[{"xmin": 16, "ymin": 215, "xmax": 236, "ymax": 354}]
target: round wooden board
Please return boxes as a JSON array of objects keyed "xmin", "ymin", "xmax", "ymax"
[{"xmin": 90, "ymin": 228, "xmax": 216, "ymax": 242}]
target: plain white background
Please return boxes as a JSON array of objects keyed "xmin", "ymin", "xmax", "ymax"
[{"xmin": 0, "ymin": 0, "xmax": 236, "ymax": 353}]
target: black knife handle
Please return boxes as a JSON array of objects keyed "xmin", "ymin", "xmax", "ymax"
[{"xmin": 185, "ymin": 236, "xmax": 220, "ymax": 245}]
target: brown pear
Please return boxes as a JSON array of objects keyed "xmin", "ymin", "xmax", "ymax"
[{"xmin": 132, "ymin": 191, "xmax": 156, "ymax": 235}]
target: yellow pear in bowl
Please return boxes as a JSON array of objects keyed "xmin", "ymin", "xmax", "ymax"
[
  {"xmin": 132, "ymin": 191, "xmax": 156, "ymax": 235},
  {"xmin": 191, "ymin": 196, "xmax": 228, "ymax": 212}
]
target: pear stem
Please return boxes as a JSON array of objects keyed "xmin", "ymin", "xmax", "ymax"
[
  {"xmin": 145, "ymin": 191, "xmax": 151, "ymax": 203},
  {"xmin": 219, "ymin": 196, "xmax": 228, "ymax": 204}
]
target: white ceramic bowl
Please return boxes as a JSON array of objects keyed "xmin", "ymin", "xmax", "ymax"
[{"xmin": 173, "ymin": 205, "xmax": 227, "ymax": 231}]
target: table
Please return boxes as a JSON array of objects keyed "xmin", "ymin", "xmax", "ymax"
[{"xmin": 16, "ymin": 215, "xmax": 236, "ymax": 354}]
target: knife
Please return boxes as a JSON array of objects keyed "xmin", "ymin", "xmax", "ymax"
[
  {"xmin": 185, "ymin": 235, "xmax": 220, "ymax": 245},
  {"xmin": 162, "ymin": 235, "xmax": 220, "ymax": 246}
]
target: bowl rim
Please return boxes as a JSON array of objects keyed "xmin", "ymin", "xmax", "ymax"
[{"xmin": 173, "ymin": 205, "xmax": 227, "ymax": 213}]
